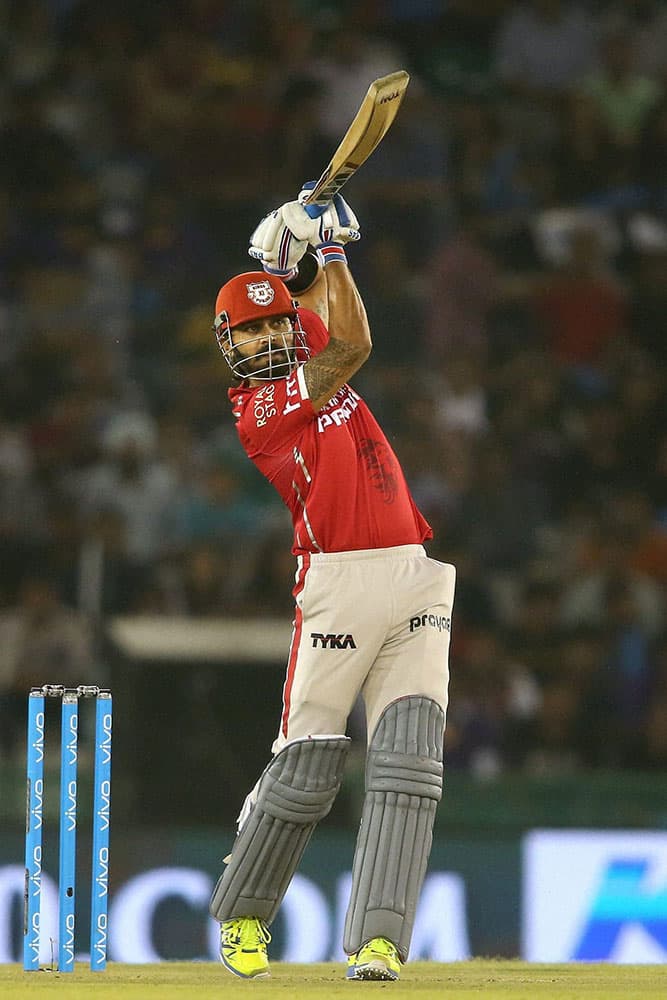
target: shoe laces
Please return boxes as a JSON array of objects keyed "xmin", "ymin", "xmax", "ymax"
[{"xmin": 222, "ymin": 917, "xmax": 271, "ymax": 948}]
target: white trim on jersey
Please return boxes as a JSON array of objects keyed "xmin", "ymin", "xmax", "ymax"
[
  {"xmin": 291, "ymin": 479, "xmax": 322, "ymax": 551},
  {"xmin": 296, "ymin": 364, "xmax": 309, "ymax": 400},
  {"xmin": 293, "ymin": 446, "xmax": 312, "ymax": 483}
]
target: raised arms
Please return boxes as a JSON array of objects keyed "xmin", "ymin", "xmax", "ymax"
[
  {"xmin": 301, "ymin": 262, "xmax": 371, "ymax": 412},
  {"xmin": 248, "ymin": 192, "xmax": 372, "ymax": 411}
]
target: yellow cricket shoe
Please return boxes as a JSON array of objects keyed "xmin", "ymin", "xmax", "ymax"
[
  {"xmin": 346, "ymin": 936, "xmax": 401, "ymax": 981},
  {"xmin": 219, "ymin": 916, "xmax": 271, "ymax": 979}
]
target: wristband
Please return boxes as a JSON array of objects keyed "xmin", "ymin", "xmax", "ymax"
[
  {"xmin": 317, "ymin": 243, "xmax": 347, "ymax": 266},
  {"xmin": 262, "ymin": 263, "xmax": 298, "ymax": 280}
]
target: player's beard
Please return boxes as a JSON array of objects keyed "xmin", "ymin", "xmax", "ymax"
[{"xmin": 238, "ymin": 337, "xmax": 297, "ymax": 380}]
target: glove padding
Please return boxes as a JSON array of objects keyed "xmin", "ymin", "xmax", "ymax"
[
  {"xmin": 248, "ymin": 208, "xmax": 309, "ymax": 278},
  {"xmin": 282, "ymin": 189, "xmax": 361, "ymax": 248}
]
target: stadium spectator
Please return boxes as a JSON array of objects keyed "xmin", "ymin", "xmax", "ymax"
[
  {"xmin": 578, "ymin": 30, "xmax": 663, "ymax": 150},
  {"xmin": 494, "ymin": 0, "xmax": 598, "ymax": 97},
  {"xmin": 0, "ymin": 1, "xmax": 664, "ymax": 781},
  {"xmin": 0, "ymin": 571, "xmax": 96, "ymax": 759}
]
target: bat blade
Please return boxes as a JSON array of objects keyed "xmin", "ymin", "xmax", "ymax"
[{"xmin": 303, "ymin": 70, "xmax": 410, "ymax": 211}]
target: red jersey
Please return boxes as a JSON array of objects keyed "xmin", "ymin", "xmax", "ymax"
[{"xmin": 229, "ymin": 308, "xmax": 432, "ymax": 555}]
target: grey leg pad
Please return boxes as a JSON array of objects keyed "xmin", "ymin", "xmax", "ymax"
[
  {"xmin": 344, "ymin": 696, "xmax": 445, "ymax": 962},
  {"xmin": 209, "ymin": 735, "xmax": 349, "ymax": 924}
]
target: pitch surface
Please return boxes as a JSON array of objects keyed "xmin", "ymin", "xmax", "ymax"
[{"xmin": 2, "ymin": 961, "xmax": 666, "ymax": 998}]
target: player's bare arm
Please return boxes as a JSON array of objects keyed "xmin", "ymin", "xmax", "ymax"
[
  {"xmin": 303, "ymin": 337, "xmax": 367, "ymax": 410},
  {"xmin": 303, "ymin": 261, "xmax": 372, "ymax": 412},
  {"xmin": 288, "ymin": 254, "xmax": 329, "ymax": 327},
  {"xmin": 248, "ymin": 192, "xmax": 371, "ymax": 409}
]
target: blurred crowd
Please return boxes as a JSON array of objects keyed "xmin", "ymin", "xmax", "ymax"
[{"xmin": 0, "ymin": 0, "xmax": 666, "ymax": 774}]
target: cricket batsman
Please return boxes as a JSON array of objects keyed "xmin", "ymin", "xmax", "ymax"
[{"xmin": 208, "ymin": 187, "xmax": 456, "ymax": 981}]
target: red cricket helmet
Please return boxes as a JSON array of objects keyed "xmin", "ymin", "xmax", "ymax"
[{"xmin": 212, "ymin": 272, "xmax": 309, "ymax": 380}]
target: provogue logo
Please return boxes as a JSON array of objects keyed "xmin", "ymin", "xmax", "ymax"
[
  {"xmin": 409, "ymin": 613, "xmax": 451, "ymax": 634},
  {"xmin": 316, "ymin": 386, "xmax": 360, "ymax": 433},
  {"xmin": 310, "ymin": 633, "xmax": 357, "ymax": 649}
]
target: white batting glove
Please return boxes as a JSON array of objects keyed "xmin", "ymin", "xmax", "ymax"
[
  {"xmin": 282, "ymin": 190, "xmax": 361, "ymax": 250},
  {"xmin": 248, "ymin": 208, "xmax": 309, "ymax": 279}
]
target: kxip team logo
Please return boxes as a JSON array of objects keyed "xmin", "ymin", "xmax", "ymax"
[{"xmin": 246, "ymin": 280, "xmax": 275, "ymax": 306}]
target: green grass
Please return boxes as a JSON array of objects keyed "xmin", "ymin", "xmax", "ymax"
[{"xmin": 2, "ymin": 961, "xmax": 666, "ymax": 999}]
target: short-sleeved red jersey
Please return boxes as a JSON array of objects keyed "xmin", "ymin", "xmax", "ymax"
[{"xmin": 228, "ymin": 308, "xmax": 432, "ymax": 555}]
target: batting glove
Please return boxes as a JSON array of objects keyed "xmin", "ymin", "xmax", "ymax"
[
  {"xmin": 248, "ymin": 208, "xmax": 309, "ymax": 279},
  {"xmin": 282, "ymin": 185, "xmax": 361, "ymax": 264}
]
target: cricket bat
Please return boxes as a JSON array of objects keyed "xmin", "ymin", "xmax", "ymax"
[{"xmin": 302, "ymin": 70, "xmax": 410, "ymax": 216}]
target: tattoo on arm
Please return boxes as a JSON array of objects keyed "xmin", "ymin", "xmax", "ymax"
[
  {"xmin": 304, "ymin": 337, "xmax": 368, "ymax": 411},
  {"xmin": 297, "ymin": 291, "xmax": 327, "ymax": 323},
  {"xmin": 311, "ymin": 298, "xmax": 328, "ymax": 322}
]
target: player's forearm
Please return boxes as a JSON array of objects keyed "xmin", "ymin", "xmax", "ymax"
[
  {"xmin": 285, "ymin": 253, "xmax": 329, "ymax": 326},
  {"xmin": 301, "ymin": 262, "xmax": 371, "ymax": 411},
  {"xmin": 325, "ymin": 261, "xmax": 372, "ymax": 355}
]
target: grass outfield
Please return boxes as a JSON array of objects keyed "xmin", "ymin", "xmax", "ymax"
[{"xmin": 2, "ymin": 961, "xmax": 666, "ymax": 998}]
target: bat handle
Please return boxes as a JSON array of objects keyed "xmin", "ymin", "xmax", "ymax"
[
  {"xmin": 300, "ymin": 180, "xmax": 328, "ymax": 219},
  {"xmin": 304, "ymin": 202, "xmax": 327, "ymax": 219}
]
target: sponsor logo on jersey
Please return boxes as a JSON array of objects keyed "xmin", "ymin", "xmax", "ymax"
[
  {"xmin": 317, "ymin": 386, "xmax": 361, "ymax": 433},
  {"xmin": 283, "ymin": 374, "xmax": 302, "ymax": 415},
  {"xmin": 246, "ymin": 280, "xmax": 275, "ymax": 306},
  {"xmin": 253, "ymin": 383, "xmax": 277, "ymax": 427},
  {"xmin": 310, "ymin": 632, "xmax": 357, "ymax": 649},
  {"xmin": 409, "ymin": 613, "xmax": 451, "ymax": 634}
]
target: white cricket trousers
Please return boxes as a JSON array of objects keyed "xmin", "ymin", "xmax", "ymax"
[{"xmin": 273, "ymin": 544, "xmax": 456, "ymax": 752}]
